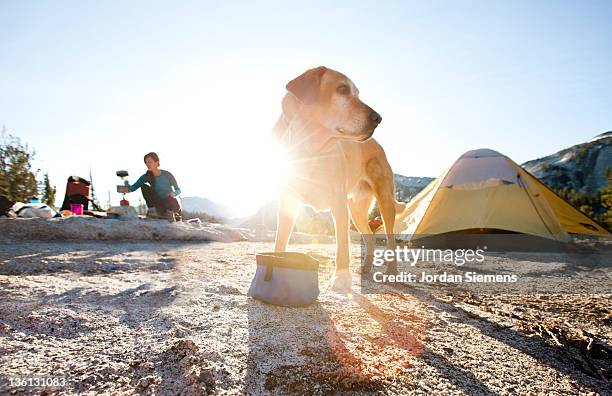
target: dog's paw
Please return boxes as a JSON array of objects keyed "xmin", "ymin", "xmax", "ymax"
[{"xmin": 329, "ymin": 271, "xmax": 353, "ymax": 293}]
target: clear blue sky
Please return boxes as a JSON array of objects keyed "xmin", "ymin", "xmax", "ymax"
[{"xmin": 1, "ymin": 1, "xmax": 611, "ymax": 216}]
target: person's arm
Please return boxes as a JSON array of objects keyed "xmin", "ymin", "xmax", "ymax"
[
  {"xmin": 124, "ymin": 174, "xmax": 146, "ymax": 193},
  {"xmin": 164, "ymin": 171, "xmax": 181, "ymax": 197}
]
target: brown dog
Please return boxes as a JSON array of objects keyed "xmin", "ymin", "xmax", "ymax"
[{"xmin": 272, "ymin": 66, "xmax": 404, "ymax": 291}]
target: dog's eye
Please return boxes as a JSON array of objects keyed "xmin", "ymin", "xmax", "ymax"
[{"xmin": 336, "ymin": 84, "xmax": 350, "ymax": 95}]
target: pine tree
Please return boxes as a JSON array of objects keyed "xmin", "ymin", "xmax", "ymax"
[
  {"xmin": 0, "ymin": 126, "xmax": 8, "ymax": 197},
  {"xmin": 137, "ymin": 196, "xmax": 147, "ymax": 215},
  {"xmin": 41, "ymin": 173, "xmax": 56, "ymax": 207},
  {"xmin": 0, "ymin": 146, "xmax": 9, "ymax": 198},
  {"xmin": 600, "ymin": 168, "xmax": 612, "ymax": 229},
  {"xmin": 0, "ymin": 170, "xmax": 8, "ymax": 197},
  {"xmin": 0, "ymin": 131, "xmax": 38, "ymax": 202},
  {"xmin": 89, "ymin": 167, "xmax": 100, "ymax": 209}
]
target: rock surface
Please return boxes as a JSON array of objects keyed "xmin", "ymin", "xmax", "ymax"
[
  {"xmin": 0, "ymin": 238, "xmax": 610, "ymax": 394},
  {"xmin": 523, "ymin": 132, "xmax": 612, "ymax": 195},
  {"xmin": 0, "ymin": 217, "xmax": 248, "ymax": 242}
]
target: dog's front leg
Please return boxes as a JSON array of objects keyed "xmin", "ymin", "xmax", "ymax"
[
  {"xmin": 330, "ymin": 202, "xmax": 352, "ymax": 291},
  {"xmin": 274, "ymin": 189, "xmax": 301, "ymax": 252}
]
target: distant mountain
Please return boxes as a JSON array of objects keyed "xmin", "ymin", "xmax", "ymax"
[
  {"xmin": 394, "ymin": 174, "xmax": 434, "ymax": 201},
  {"xmin": 237, "ymin": 201, "xmax": 334, "ymax": 233},
  {"xmin": 234, "ymin": 173, "xmax": 436, "ymax": 231},
  {"xmin": 522, "ymin": 132, "xmax": 612, "ymax": 195},
  {"xmin": 181, "ymin": 196, "xmax": 233, "ymax": 218},
  {"xmin": 233, "ymin": 133, "xmax": 612, "ymax": 231},
  {"xmin": 235, "ymin": 201, "xmax": 278, "ymax": 230}
]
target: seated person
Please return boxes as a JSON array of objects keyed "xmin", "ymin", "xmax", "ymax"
[{"xmin": 124, "ymin": 152, "xmax": 182, "ymax": 220}]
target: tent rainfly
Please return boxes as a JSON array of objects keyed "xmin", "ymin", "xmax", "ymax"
[{"xmin": 391, "ymin": 148, "xmax": 610, "ymax": 242}]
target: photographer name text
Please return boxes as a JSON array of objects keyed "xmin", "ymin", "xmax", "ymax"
[{"xmin": 373, "ymin": 271, "xmax": 518, "ymax": 283}]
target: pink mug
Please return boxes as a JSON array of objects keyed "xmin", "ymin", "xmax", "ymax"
[{"xmin": 70, "ymin": 203, "xmax": 84, "ymax": 215}]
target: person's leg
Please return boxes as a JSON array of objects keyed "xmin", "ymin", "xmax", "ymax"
[
  {"xmin": 165, "ymin": 196, "xmax": 181, "ymax": 213},
  {"xmin": 162, "ymin": 196, "xmax": 182, "ymax": 222},
  {"xmin": 141, "ymin": 184, "xmax": 159, "ymax": 208},
  {"xmin": 155, "ymin": 198, "xmax": 169, "ymax": 217},
  {"xmin": 141, "ymin": 184, "xmax": 167, "ymax": 218}
]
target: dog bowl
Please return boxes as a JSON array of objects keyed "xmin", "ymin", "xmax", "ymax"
[{"xmin": 248, "ymin": 252, "xmax": 320, "ymax": 306}]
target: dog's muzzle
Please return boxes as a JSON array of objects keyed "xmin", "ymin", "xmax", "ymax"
[{"xmin": 370, "ymin": 110, "xmax": 382, "ymax": 125}]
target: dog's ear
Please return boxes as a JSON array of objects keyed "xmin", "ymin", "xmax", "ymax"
[
  {"xmin": 273, "ymin": 94, "xmax": 300, "ymax": 143},
  {"xmin": 286, "ymin": 66, "xmax": 327, "ymax": 104}
]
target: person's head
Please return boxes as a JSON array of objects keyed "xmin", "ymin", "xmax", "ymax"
[{"xmin": 144, "ymin": 152, "xmax": 160, "ymax": 171}]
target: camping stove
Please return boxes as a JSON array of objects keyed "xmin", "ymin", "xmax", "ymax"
[{"xmin": 116, "ymin": 170, "xmax": 130, "ymax": 206}]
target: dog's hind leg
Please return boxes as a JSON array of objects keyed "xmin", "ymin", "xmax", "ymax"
[
  {"xmin": 348, "ymin": 192, "xmax": 375, "ymax": 273},
  {"xmin": 376, "ymin": 189, "xmax": 398, "ymax": 274},
  {"xmin": 274, "ymin": 189, "xmax": 301, "ymax": 252},
  {"xmin": 366, "ymin": 157, "xmax": 398, "ymax": 275}
]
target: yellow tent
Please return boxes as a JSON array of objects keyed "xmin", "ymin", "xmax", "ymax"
[{"xmin": 392, "ymin": 149, "xmax": 610, "ymax": 242}]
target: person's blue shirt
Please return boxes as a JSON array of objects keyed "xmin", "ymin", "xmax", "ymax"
[{"xmin": 125, "ymin": 170, "xmax": 181, "ymax": 199}]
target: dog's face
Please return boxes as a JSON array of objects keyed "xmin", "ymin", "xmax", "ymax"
[{"xmin": 286, "ymin": 66, "xmax": 382, "ymax": 141}]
